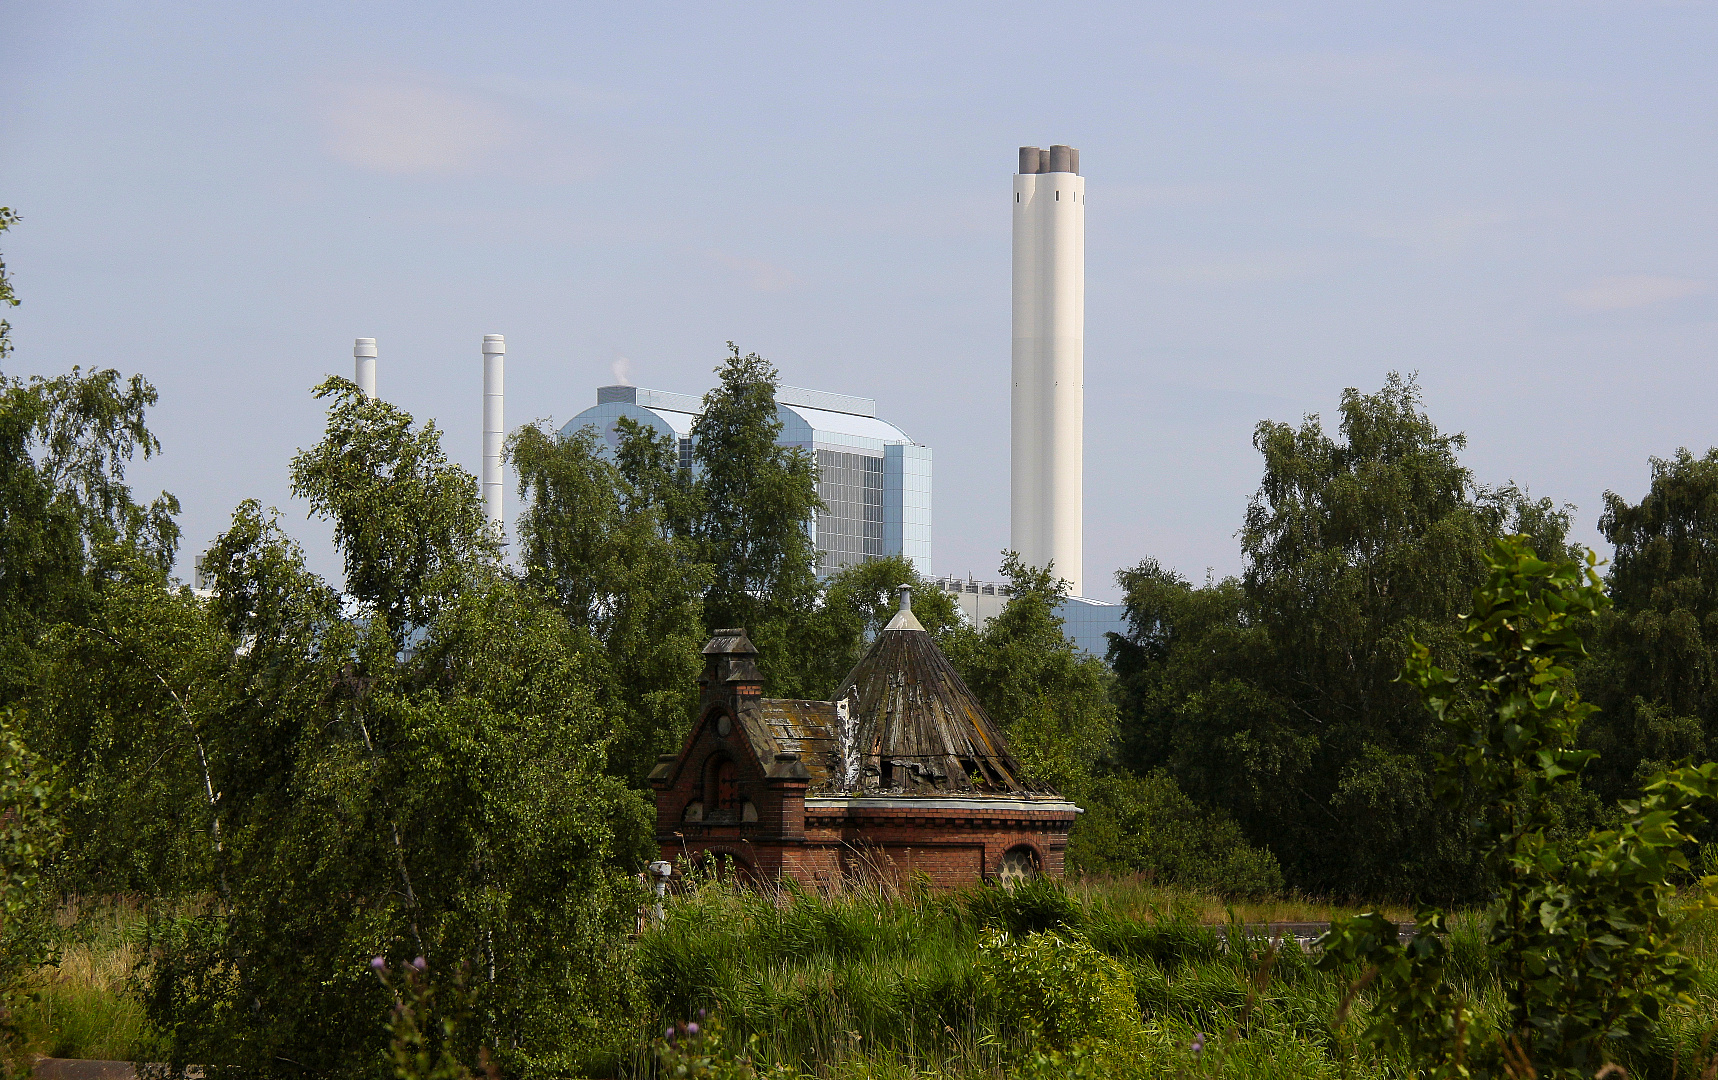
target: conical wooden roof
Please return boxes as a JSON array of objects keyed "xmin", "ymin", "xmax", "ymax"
[{"xmin": 832, "ymin": 588, "xmax": 1029, "ymax": 794}]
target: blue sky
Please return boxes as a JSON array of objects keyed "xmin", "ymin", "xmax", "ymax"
[{"xmin": 3, "ymin": 2, "xmax": 1715, "ymax": 599}]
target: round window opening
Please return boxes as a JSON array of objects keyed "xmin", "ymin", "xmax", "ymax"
[
  {"xmin": 998, "ymin": 846, "xmax": 1040, "ymax": 887},
  {"xmin": 716, "ymin": 715, "xmax": 732, "ymax": 737}
]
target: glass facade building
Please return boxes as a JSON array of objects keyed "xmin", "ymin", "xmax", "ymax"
[
  {"xmin": 815, "ymin": 449, "xmax": 885, "ymax": 567},
  {"xmin": 564, "ymin": 384, "xmax": 931, "ymax": 575}
]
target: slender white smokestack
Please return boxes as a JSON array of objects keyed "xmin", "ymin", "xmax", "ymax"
[
  {"xmin": 354, "ymin": 338, "xmax": 377, "ymax": 398},
  {"xmin": 1011, "ymin": 145, "xmax": 1084, "ymax": 595},
  {"xmin": 482, "ymin": 334, "xmax": 505, "ymax": 531}
]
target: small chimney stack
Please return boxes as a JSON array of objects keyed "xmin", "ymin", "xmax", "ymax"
[
  {"xmin": 482, "ymin": 335, "xmax": 505, "ymax": 531},
  {"xmin": 354, "ymin": 338, "xmax": 376, "ymax": 398}
]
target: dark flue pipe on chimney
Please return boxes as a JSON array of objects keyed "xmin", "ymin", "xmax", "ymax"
[{"xmin": 1017, "ymin": 144, "xmax": 1079, "ymax": 174}]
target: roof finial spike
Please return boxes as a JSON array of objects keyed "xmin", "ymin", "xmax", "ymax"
[{"xmin": 883, "ymin": 585, "xmax": 926, "ymax": 632}]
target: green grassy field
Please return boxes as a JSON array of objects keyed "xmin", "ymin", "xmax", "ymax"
[
  {"xmin": 19, "ymin": 880, "xmax": 1718, "ymax": 1078},
  {"xmin": 622, "ymin": 875, "xmax": 1718, "ymax": 1080}
]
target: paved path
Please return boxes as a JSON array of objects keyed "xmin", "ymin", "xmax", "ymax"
[
  {"xmin": 32, "ymin": 1059, "xmax": 202, "ymax": 1079},
  {"xmin": 32, "ymin": 1061, "xmax": 137, "ymax": 1080},
  {"xmin": 1236, "ymin": 921, "xmax": 1419, "ymax": 947}
]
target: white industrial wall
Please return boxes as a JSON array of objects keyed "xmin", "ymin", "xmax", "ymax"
[
  {"xmin": 934, "ymin": 577, "xmax": 1123, "ymax": 658},
  {"xmin": 885, "ymin": 442, "xmax": 933, "ymax": 575}
]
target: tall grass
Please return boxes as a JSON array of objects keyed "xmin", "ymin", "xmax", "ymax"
[
  {"xmin": 21, "ymin": 884, "xmax": 1718, "ymax": 1077},
  {"xmin": 1063, "ymin": 875, "xmax": 1414, "ymax": 928},
  {"xmin": 627, "ymin": 875, "xmax": 1410, "ymax": 1078},
  {"xmin": 625, "ymin": 875, "xmax": 1718, "ymax": 1080},
  {"xmin": 14, "ymin": 897, "xmax": 165, "ymax": 1063}
]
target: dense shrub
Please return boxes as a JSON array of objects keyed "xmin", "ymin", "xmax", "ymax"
[
  {"xmin": 1322, "ymin": 537, "xmax": 1718, "ymax": 1078},
  {"xmin": 1069, "ymin": 772, "xmax": 1284, "ymax": 897},
  {"xmin": 976, "ymin": 930, "xmax": 1140, "ymax": 1050},
  {"xmin": 960, "ymin": 877, "xmax": 1085, "ymax": 936}
]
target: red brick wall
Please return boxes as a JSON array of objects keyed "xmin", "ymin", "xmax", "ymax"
[
  {"xmin": 651, "ymin": 650, "xmax": 1076, "ymax": 889},
  {"xmin": 653, "ymin": 701, "xmax": 801, "ymax": 834},
  {"xmin": 658, "ymin": 803, "xmax": 1075, "ymax": 889}
]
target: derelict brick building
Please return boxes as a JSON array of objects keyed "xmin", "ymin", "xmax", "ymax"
[{"xmin": 649, "ymin": 589, "xmax": 1080, "ymax": 887}]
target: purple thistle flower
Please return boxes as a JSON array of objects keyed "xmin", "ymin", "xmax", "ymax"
[
  {"xmin": 1191, "ymin": 1033, "xmax": 1206, "ymax": 1054},
  {"xmin": 664, "ymin": 1025, "xmax": 676, "ymax": 1040},
  {"xmin": 687, "ymin": 1022, "xmax": 700, "ymax": 1035},
  {"xmin": 370, "ymin": 956, "xmax": 386, "ymax": 972},
  {"xmin": 412, "ymin": 956, "xmax": 427, "ymax": 972},
  {"xmin": 698, "ymin": 1008, "xmax": 708, "ymax": 1020}
]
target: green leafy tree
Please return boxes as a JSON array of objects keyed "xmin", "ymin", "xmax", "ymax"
[
  {"xmin": 791, "ymin": 556, "xmax": 962, "ymax": 696},
  {"xmin": 0, "ymin": 207, "xmax": 19, "ymax": 362},
  {"xmin": 1320, "ymin": 536, "xmax": 1718, "ymax": 1078},
  {"xmin": 0, "ymin": 713, "xmax": 61, "ymax": 1078},
  {"xmin": 144, "ymin": 394, "xmax": 652, "ymax": 1078},
  {"xmin": 1100, "ymin": 561, "xmax": 1286, "ymax": 892},
  {"xmin": 1112, "ymin": 374, "xmax": 1573, "ymax": 897},
  {"xmin": 822, "ymin": 556, "xmax": 961, "ymax": 642},
  {"xmin": 1581, "ymin": 448, "xmax": 1718, "ymax": 813},
  {"xmin": 1108, "ymin": 558, "xmax": 1260, "ymax": 787},
  {"xmin": 197, "ymin": 499, "xmax": 343, "ymax": 884},
  {"xmin": 0, "ymin": 366, "xmax": 180, "ymax": 702},
  {"xmin": 509, "ymin": 420, "xmax": 710, "ymax": 782},
  {"xmin": 690, "ymin": 346, "xmax": 823, "ymax": 695},
  {"xmin": 30, "ymin": 552, "xmax": 227, "ymax": 896},
  {"xmin": 290, "ymin": 378, "xmax": 493, "ymax": 645},
  {"xmin": 375, "ymin": 958, "xmax": 497, "ymax": 1080},
  {"xmin": 942, "ymin": 555, "xmax": 1116, "ymax": 795},
  {"xmin": 564, "ymin": 345, "xmax": 948, "ymax": 703},
  {"xmin": 613, "ymin": 415, "xmax": 702, "ymax": 541},
  {"xmin": 1067, "ymin": 771, "xmax": 1282, "ymax": 896},
  {"xmin": 933, "ymin": 555, "xmax": 1273, "ymax": 886}
]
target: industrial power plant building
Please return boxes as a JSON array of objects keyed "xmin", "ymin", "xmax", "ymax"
[
  {"xmin": 563, "ymin": 384, "xmax": 932, "ymax": 576},
  {"xmin": 933, "ymin": 574, "xmax": 1124, "ymax": 660},
  {"xmin": 346, "ymin": 142, "xmax": 1122, "ymax": 654}
]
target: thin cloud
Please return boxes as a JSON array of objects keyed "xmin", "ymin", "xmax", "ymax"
[
  {"xmin": 1367, "ymin": 209, "xmax": 1516, "ymax": 255},
  {"xmin": 1144, "ymin": 249, "xmax": 1336, "ymax": 285},
  {"xmin": 324, "ymin": 80, "xmax": 523, "ymax": 175},
  {"xmin": 1104, "ymin": 183, "xmax": 1237, "ymax": 211},
  {"xmin": 1191, "ymin": 48, "xmax": 1555, "ymax": 101},
  {"xmin": 710, "ymin": 251, "xmax": 799, "ymax": 292},
  {"xmin": 1567, "ymin": 275, "xmax": 1709, "ymax": 311},
  {"xmin": 468, "ymin": 74, "xmax": 634, "ymax": 113}
]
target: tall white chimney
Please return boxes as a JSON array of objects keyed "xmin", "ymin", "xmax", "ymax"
[
  {"xmin": 482, "ymin": 334, "xmax": 505, "ymax": 532},
  {"xmin": 354, "ymin": 338, "xmax": 377, "ymax": 398},
  {"xmin": 1011, "ymin": 145, "xmax": 1084, "ymax": 595}
]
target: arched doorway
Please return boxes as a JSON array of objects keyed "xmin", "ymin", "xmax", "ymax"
[{"xmin": 998, "ymin": 845, "xmax": 1040, "ymax": 886}]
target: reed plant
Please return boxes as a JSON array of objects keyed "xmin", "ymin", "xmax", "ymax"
[
  {"xmin": 13, "ymin": 896, "xmax": 165, "ymax": 1062},
  {"xmin": 625, "ymin": 870, "xmax": 1718, "ymax": 1080},
  {"xmin": 16, "ymin": 881, "xmax": 1718, "ymax": 1077},
  {"xmin": 629, "ymin": 873, "xmax": 1393, "ymax": 1078}
]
